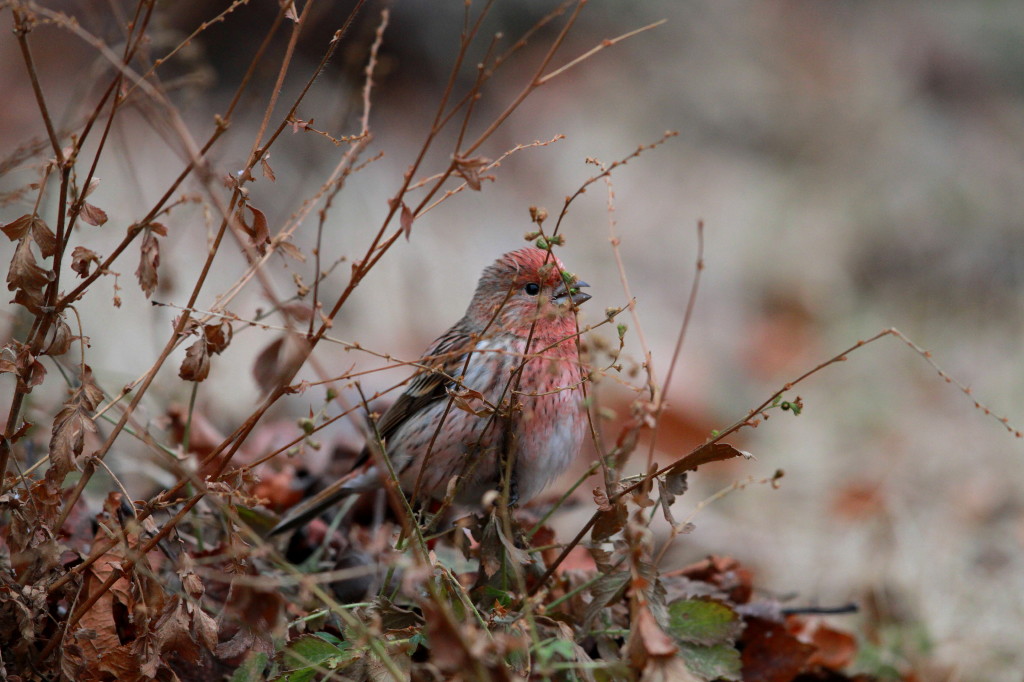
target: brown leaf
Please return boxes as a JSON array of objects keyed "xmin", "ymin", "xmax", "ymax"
[
  {"xmin": 83, "ymin": 177, "xmax": 100, "ymax": 198},
  {"xmin": 47, "ymin": 365, "xmax": 104, "ymax": 482},
  {"xmin": 629, "ymin": 604, "xmax": 679, "ymax": 669},
  {"xmin": 135, "ymin": 225, "xmax": 162, "ymax": 297},
  {"xmin": 452, "ymin": 155, "xmax": 492, "ymax": 191},
  {"xmin": 740, "ymin": 617, "xmax": 815, "ymax": 682},
  {"xmin": 13, "ymin": 343, "xmax": 47, "ymax": 393},
  {"xmin": 261, "ymin": 155, "xmax": 276, "ymax": 182},
  {"xmin": 203, "ymin": 320, "xmax": 233, "ymax": 354},
  {"xmin": 678, "ymin": 555, "xmax": 754, "ymax": 605},
  {"xmin": 591, "ymin": 498, "xmax": 628, "ymax": 542},
  {"xmin": 80, "ymin": 202, "xmax": 108, "ymax": 226},
  {"xmin": 280, "ymin": 302, "xmax": 314, "ymax": 321},
  {"xmin": 787, "ymin": 616, "xmax": 858, "ymax": 670},
  {"xmin": 214, "ymin": 579, "xmax": 282, "ymax": 660},
  {"xmin": 7, "ymin": 238, "xmax": 52, "ymax": 311},
  {"xmin": 252, "ymin": 334, "xmax": 311, "ymax": 394},
  {"xmin": 43, "ymin": 318, "xmax": 75, "ymax": 356},
  {"xmin": 665, "ymin": 442, "xmax": 747, "ymax": 480},
  {"xmin": 1, "ymin": 214, "xmax": 32, "ymax": 241},
  {"xmin": 71, "ymin": 246, "xmax": 101, "ymax": 277},
  {"xmin": 277, "ymin": 239, "xmax": 305, "ymax": 262},
  {"xmin": 31, "ymin": 216, "xmax": 57, "ymax": 257},
  {"xmin": 179, "ymin": 337, "xmax": 211, "ymax": 382},
  {"xmin": 154, "ymin": 597, "xmax": 201, "ymax": 662},
  {"xmin": 238, "ymin": 204, "xmax": 270, "ymax": 254},
  {"xmin": 400, "ymin": 202, "xmax": 414, "ymax": 240}
]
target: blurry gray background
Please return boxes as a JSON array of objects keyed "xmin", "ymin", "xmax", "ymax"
[{"xmin": 2, "ymin": 2, "xmax": 1023, "ymax": 678}]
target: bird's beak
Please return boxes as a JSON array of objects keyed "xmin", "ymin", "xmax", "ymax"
[{"xmin": 553, "ymin": 279, "xmax": 591, "ymax": 306}]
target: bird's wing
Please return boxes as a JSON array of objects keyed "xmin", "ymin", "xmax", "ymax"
[
  {"xmin": 369, "ymin": 325, "xmax": 471, "ymax": 446},
  {"xmin": 269, "ymin": 324, "xmax": 473, "ymax": 536}
]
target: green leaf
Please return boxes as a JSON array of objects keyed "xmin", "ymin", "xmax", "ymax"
[
  {"xmin": 534, "ymin": 637, "xmax": 577, "ymax": 665},
  {"xmin": 277, "ymin": 633, "xmax": 354, "ymax": 680},
  {"xmin": 230, "ymin": 652, "xmax": 269, "ymax": 682},
  {"xmin": 666, "ymin": 598, "xmax": 743, "ymax": 646},
  {"xmin": 678, "ymin": 642, "xmax": 743, "ymax": 682},
  {"xmin": 235, "ymin": 504, "xmax": 279, "ymax": 535}
]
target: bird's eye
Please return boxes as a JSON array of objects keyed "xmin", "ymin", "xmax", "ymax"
[{"xmin": 524, "ymin": 282, "xmax": 541, "ymax": 296}]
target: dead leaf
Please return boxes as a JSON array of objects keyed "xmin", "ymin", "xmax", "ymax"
[
  {"xmin": 47, "ymin": 365, "xmax": 104, "ymax": 482},
  {"xmin": 787, "ymin": 616, "xmax": 858, "ymax": 670},
  {"xmin": 252, "ymin": 334, "xmax": 311, "ymax": 394},
  {"xmin": 740, "ymin": 617, "xmax": 815, "ymax": 682},
  {"xmin": 179, "ymin": 337, "xmax": 211, "ymax": 382},
  {"xmin": 452, "ymin": 155, "xmax": 492, "ymax": 191},
  {"xmin": 238, "ymin": 204, "xmax": 270, "ymax": 254},
  {"xmin": 13, "ymin": 343, "xmax": 47, "ymax": 392},
  {"xmin": 678, "ymin": 556, "xmax": 754, "ymax": 605},
  {"xmin": 277, "ymin": 239, "xmax": 305, "ymax": 262},
  {"xmin": 43, "ymin": 318, "xmax": 75, "ymax": 356},
  {"xmin": 665, "ymin": 442, "xmax": 747, "ymax": 480},
  {"xmin": 281, "ymin": 302, "xmax": 314, "ymax": 321},
  {"xmin": 154, "ymin": 597, "xmax": 201, "ymax": 662},
  {"xmin": 7, "ymin": 238, "xmax": 52, "ymax": 312},
  {"xmin": 70, "ymin": 246, "xmax": 101, "ymax": 277},
  {"xmin": 629, "ymin": 603, "xmax": 678, "ymax": 670},
  {"xmin": 401, "ymin": 202, "xmax": 414, "ymax": 240},
  {"xmin": 261, "ymin": 154, "xmax": 276, "ymax": 182},
  {"xmin": 135, "ymin": 224, "xmax": 162, "ymax": 298},
  {"xmin": 203, "ymin": 320, "xmax": 233, "ymax": 354},
  {"xmin": 591, "ymin": 497, "xmax": 628, "ymax": 542},
  {"xmin": 3, "ymin": 215, "xmax": 55, "ymax": 258},
  {"xmin": 1, "ymin": 214, "xmax": 33, "ymax": 241},
  {"xmin": 80, "ymin": 202, "xmax": 108, "ymax": 226}
]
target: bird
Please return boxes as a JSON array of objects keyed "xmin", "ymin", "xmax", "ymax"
[{"xmin": 271, "ymin": 247, "xmax": 591, "ymax": 535}]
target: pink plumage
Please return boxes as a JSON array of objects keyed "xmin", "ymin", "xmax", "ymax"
[{"xmin": 273, "ymin": 248, "xmax": 590, "ymax": 534}]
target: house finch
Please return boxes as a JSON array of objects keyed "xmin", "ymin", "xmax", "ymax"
[{"xmin": 272, "ymin": 247, "xmax": 591, "ymax": 534}]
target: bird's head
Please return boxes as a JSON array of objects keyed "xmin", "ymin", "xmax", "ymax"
[{"xmin": 468, "ymin": 247, "xmax": 590, "ymax": 338}]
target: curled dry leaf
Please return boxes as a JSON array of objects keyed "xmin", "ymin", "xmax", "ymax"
[
  {"xmin": 203, "ymin": 320, "xmax": 233, "ymax": 354},
  {"xmin": 2, "ymin": 214, "xmax": 56, "ymax": 258},
  {"xmin": 80, "ymin": 202, "xmax": 108, "ymax": 226},
  {"xmin": 238, "ymin": 204, "xmax": 271, "ymax": 255},
  {"xmin": 178, "ymin": 321, "xmax": 232, "ymax": 383},
  {"xmin": 261, "ymin": 154, "xmax": 276, "ymax": 182},
  {"xmin": 276, "ymin": 239, "xmax": 305, "ymax": 262},
  {"xmin": 47, "ymin": 365, "xmax": 104, "ymax": 483},
  {"xmin": 71, "ymin": 246, "xmax": 102, "ymax": 277},
  {"xmin": 13, "ymin": 342, "xmax": 47, "ymax": 393},
  {"xmin": 179, "ymin": 337, "xmax": 211, "ymax": 382},
  {"xmin": 153, "ymin": 595, "xmax": 218, "ymax": 663},
  {"xmin": 629, "ymin": 604, "xmax": 679, "ymax": 669},
  {"xmin": 135, "ymin": 223, "xmax": 164, "ymax": 298},
  {"xmin": 664, "ymin": 442, "xmax": 746, "ymax": 481},
  {"xmin": 452, "ymin": 154, "xmax": 492, "ymax": 191},
  {"xmin": 280, "ymin": 301, "xmax": 314, "ymax": 321},
  {"xmin": 43, "ymin": 318, "xmax": 75, "ymax": 356},
  {"xmin": 401, "ymin": 201, "xmax": 414, "ymax": 240},
  {"xmin": 592, "ymin": 496, "xmax": 628, "ymax": 543},
  {"xmin": 1, "ymin": 214, "xmax": 32, "ymax": 241},
  {"xmin": 7, "ymin": 238, "xmax": 52, "ymax": 312},
  {"xmin": 787, "ymin": 616, "xmax": 858, "ymax": 670},
  {"xmin": 252, "ymin": 334, "xmax": 311, "ymax": 394}
]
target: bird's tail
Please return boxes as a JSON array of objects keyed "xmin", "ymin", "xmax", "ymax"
[{"xmin": 269, "ymin": 476, "xmax": 359, "ymax": 536}]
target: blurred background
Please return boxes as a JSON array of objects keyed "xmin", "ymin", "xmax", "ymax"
[{"xmin": 2, "ymin": 1, "xmax": 1023, "ymax": 678}]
